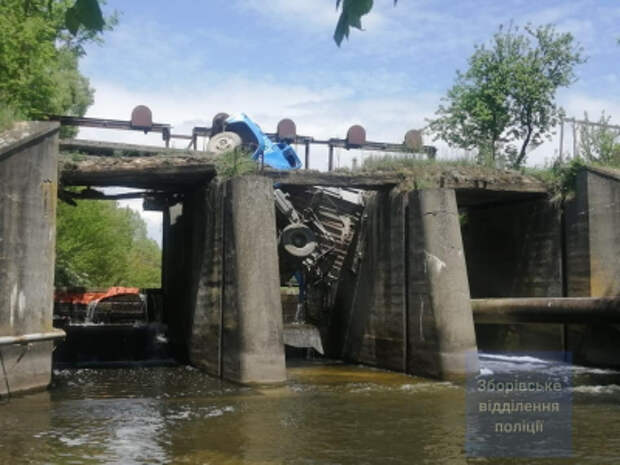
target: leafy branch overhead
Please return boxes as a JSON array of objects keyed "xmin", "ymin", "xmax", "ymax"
[{"xmin": 334, "ymin": 0, "xmax": 397, "ymax": 46}]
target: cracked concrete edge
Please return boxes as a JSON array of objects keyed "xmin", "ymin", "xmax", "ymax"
[{"xmin": 0, "ymin": 122, "xmax": 59, "ymax": 161}]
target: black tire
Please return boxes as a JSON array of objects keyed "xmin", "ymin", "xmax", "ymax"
[
  {"xmin": 280, "ymin": 224, "xmax": 317, "ymax": 258},
  {"xmin": 207, "ymin": 131, "xmax": 242, "ymax": 155}
]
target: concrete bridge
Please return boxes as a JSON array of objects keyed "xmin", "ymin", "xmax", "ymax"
[{"xmin": 2, "ymin": 121, "xmax": 620, "ymax": 394}]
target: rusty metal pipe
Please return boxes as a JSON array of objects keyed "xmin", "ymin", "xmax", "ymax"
[
  {"xmin": 472, "ymin": 297, "xmax": 620, "ymax": 324},
  {"xmin": 0, "ymin": 329, "xmax": 66, "ymax": 347}
]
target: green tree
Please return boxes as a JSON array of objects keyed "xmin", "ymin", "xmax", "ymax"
[
  {"xmin": 0, "ymin": 0, "xmax": 114, "ymax": 123},
  {"xmin": 427, "ymin": 30, "xmax": 515, "ymax": 164},
  {"xmin": 50, "ymin": 47, "xmax": 94, "ymax": 117},
  {"xmin": 55, "ymin": 198, "xmax": 161, "ymax": 288},
  {"xmin": 429, "ymin": 24, "xmax": 585, "ymax": 167}
]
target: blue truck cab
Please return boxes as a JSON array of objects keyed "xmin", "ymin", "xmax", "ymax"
[{"xmin": 207, "ymin": 113, "xmax": 302, "ymax": 170}]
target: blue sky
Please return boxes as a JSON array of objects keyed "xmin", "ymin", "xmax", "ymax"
[
  {"xmin": 80, "ymin": 0, "xmax": 619, "ymax": 163},
  {"xmin": 80, "ymin": 0, "xmax": 619, "ymax": 240}
]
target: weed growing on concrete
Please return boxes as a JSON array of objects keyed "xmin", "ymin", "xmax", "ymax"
[
  {"xmin": 527, "ymin": 157, "xmax": 620, "ymax": 199},
  {"xmin": 215, "ymin": 149, "xmax": 257, "ymax": 179}
]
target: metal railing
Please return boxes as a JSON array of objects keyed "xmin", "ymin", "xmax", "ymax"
[{"xmin": 50, "ymin": 105, "xmax": 437, "ymax": 171}]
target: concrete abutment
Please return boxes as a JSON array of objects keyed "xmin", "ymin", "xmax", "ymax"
[{"xmin": 0, "ymin": 122, "xmax": 61, "ymax": 395}]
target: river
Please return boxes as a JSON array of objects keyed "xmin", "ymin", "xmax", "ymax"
[{"xmin": 1, "ymin": 354, "xmax": 620, "ymax": 464}]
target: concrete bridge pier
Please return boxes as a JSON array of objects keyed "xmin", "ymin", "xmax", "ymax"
[
  {"xmin": 185, "ymin": 176, "xmax": 286, "ymax": 384},
  {"xmin": 407, "ymin": 189, "xmax": 479, "ymax": 380},
  {"xmin": 332, "ymin": 187, "xmax": 478, "ymax": 381}
]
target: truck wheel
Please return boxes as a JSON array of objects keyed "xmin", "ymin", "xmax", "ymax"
[
  {"xmin": 281, "ymin": 224, "xmax": 317, "ymax": 258},
  {"xmin": 207, "ymin": 131, "xmax": 242, "ymax": 154}
]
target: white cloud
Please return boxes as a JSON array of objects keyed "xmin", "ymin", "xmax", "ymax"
[
  {"xmin": 235, "ymin": 0, "xmax": 338, "ymax": 31},
  {"xmin": 85, "ymin": 78, "xmax": 349, "ymax": 126},
  {"xmin": 82, "ymin": 76, "xmax": 437, "ymax": 143},
  {"xmin": 562, "ymin": 93, "xmax": 620, "ymax": 123},
  {"xmin": 521, "ymin": 3, "xmax": 585, "ymax": 25}
]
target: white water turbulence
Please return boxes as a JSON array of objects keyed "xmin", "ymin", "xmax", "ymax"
[{"xmin": 468, "ymin": 351, "xmax": 620, "ymax": 459}]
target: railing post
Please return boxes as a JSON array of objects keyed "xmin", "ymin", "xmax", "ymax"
[{"xmin": 328, "ymin": 144, "xmax": 334, "ymax": 172}]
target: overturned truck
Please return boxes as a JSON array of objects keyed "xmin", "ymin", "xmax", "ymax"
[{"xmin": 207, "ymin": 113, "xmax": 364, "ymax": 355}]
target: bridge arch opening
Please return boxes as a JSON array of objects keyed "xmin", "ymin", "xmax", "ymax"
[
  {"xmin": 53, "ymin": 189, "xmax": 167, "ymax": 366},
  {"xmin": 457, "ymin": 191, "xmax": 566, "ymax": 355}
]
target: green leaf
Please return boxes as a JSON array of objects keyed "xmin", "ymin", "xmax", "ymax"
[
  {"xmin": 65, "ymin": 0, "xmax": 105, "ymax": 35},
  {"xmin": 334, "ymin": 0, "xmax": 374, "ymax": 46},
  {"xmin": 65, "ymin": 7, "xmax": 80, "ymax": 35}
]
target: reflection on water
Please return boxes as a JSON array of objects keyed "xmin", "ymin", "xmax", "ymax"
[{"xmin": 1, "ymin": 357, "xmax": 620, "ymax": 464}]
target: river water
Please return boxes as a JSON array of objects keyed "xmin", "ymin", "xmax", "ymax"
[{"xmin": 1, "ymin": 354, "xmax": 620, "ymax": 464}]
